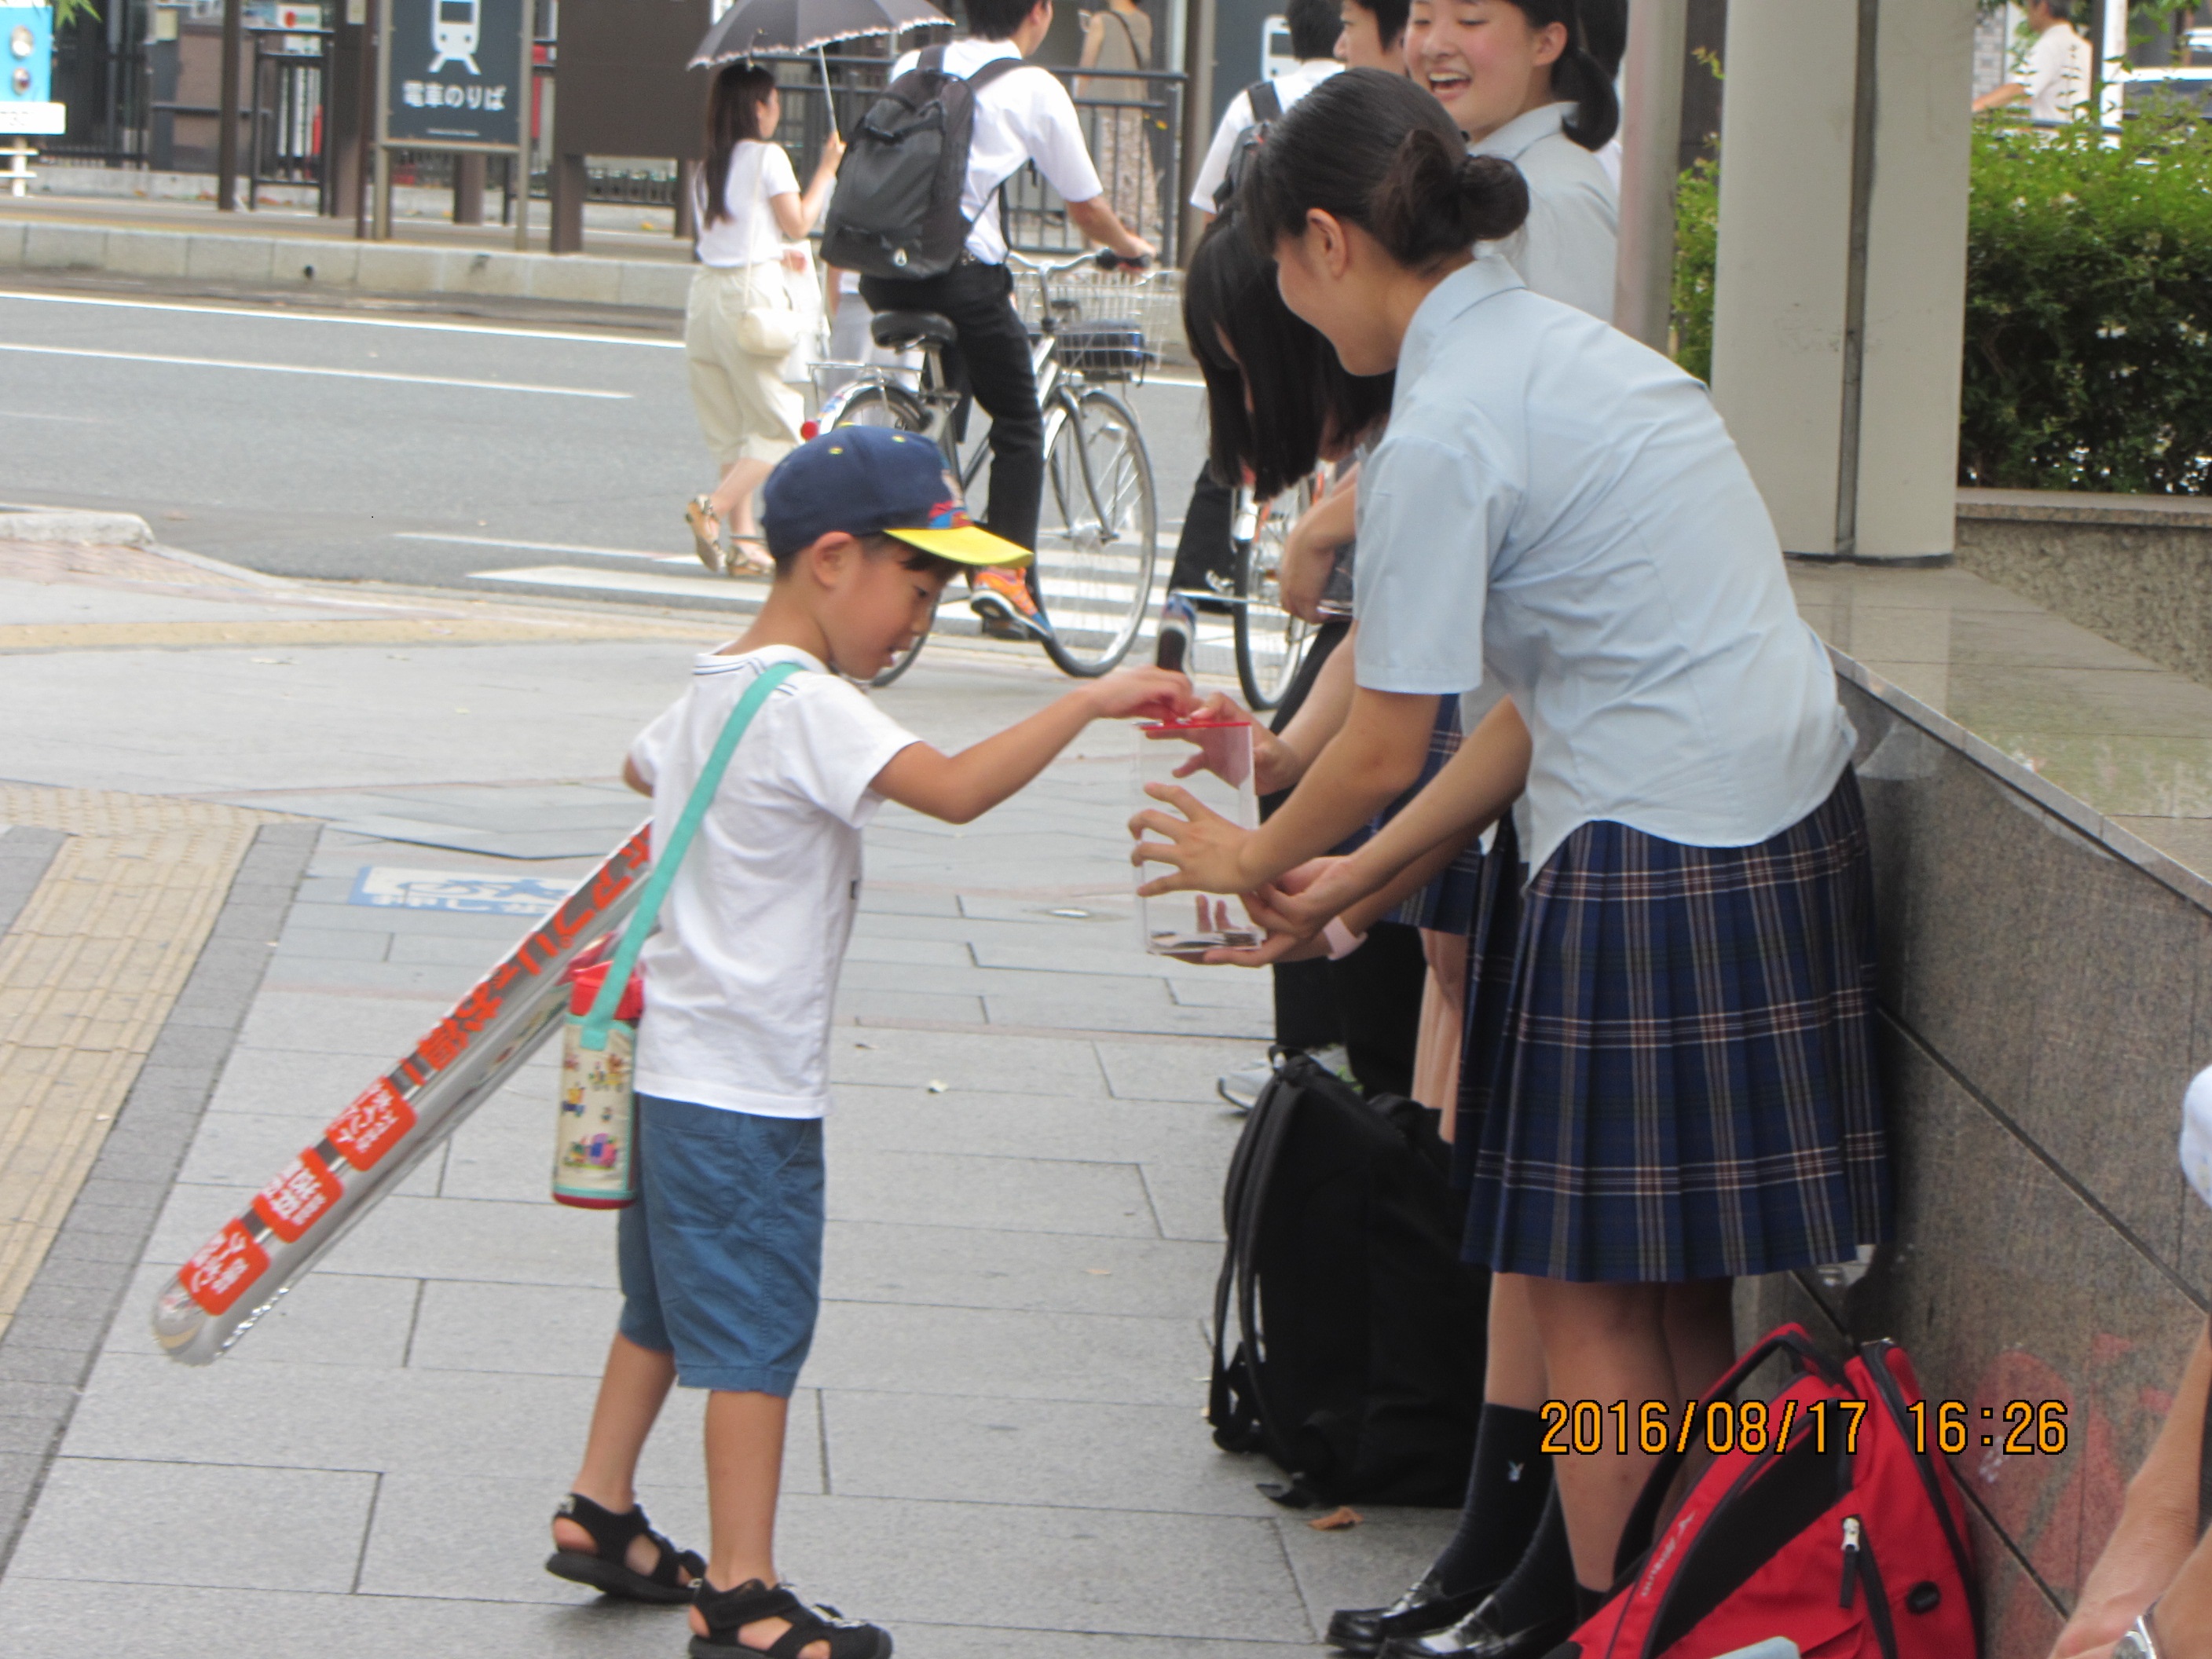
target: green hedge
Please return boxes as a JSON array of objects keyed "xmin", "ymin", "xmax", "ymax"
[{"xmin": 1671, "ymin": 108, "xmax": 2212, "ymax": 495}]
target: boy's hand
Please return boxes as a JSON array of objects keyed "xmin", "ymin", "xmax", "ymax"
[{"xmin": 1084, "ymin": 666, "xmax": 1194, "ymax": 723}]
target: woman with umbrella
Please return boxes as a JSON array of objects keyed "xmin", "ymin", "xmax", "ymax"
[{"xmin": 683, "ymin": 62, "xmax": 845, "ymax": 577}]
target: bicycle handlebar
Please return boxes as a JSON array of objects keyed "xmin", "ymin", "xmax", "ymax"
[{"xmin": 1008, "ymin": 247, "xmax": 1155, "ymax": 277}]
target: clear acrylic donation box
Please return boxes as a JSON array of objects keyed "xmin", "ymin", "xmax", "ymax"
[{"xmin": 1135, "ymin": 715, "xmax": 1262, "ymax": 959}]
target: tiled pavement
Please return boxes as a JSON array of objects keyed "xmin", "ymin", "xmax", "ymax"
[{"xmin": 0, "ymin": 552, "xmax": 1450, "ymax": 1657}]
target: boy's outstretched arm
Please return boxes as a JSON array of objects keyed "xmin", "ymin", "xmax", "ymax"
[{"xmin": 872, "ymin": 667, "xmax": 1191, "ymax": 826}]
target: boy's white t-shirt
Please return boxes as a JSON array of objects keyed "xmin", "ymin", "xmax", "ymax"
[{"xmin": 628, "ymin": 645, "xmax": 921, "ymax": 1118}]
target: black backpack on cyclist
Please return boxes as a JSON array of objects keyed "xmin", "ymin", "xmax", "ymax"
[
  {"xmin": 1211, "ymin": 79, "xmax": 1283, "ymax": 211},
  {"xmin": 1208, "ymin": 1053, "xmax": 1489, "ymax": 1507},
  {"xmin": 823, "ymin": 46, "xmax": 1030, "ymax": 280}
]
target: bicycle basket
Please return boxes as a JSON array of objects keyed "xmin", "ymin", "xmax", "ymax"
[{"xmin": 1055, "ymin": 320, "xmax": 1153, "ymax": 383}]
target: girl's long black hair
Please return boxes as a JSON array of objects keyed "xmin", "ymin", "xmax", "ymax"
[
  {"xmin": 702, "ymin": 63, "xmax": 778, "ymax": 229},
  {"xmin": 1183, "ymin": 211, "xmax": 1393, "ymax": 500}
]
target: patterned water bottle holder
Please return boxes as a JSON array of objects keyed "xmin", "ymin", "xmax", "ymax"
[{"xmin": 554, "ymin": 661, "xmax": 805, "ymax": 1207}]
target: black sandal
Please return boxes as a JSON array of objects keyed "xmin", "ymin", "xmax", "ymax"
[
  {"xmin": 691, "ymin": 1577, "xmax": 893, "ymax": 1659},
  {"xmin": 544, "ymin": 1491, "xmax": 704, "ymax": 1604}
]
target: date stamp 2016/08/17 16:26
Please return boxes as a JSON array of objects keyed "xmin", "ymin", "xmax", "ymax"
[{"xmin": 1537, "ymin": 1397, "xmax": 2071, "ymax": 1459}]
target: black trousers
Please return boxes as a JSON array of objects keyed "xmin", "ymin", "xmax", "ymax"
[
  {"xmin": 1169, "ymin": 466, "xmax": 1236, "ymax": 595},
  {"xmin": 1262, "ymin": 620, "xmax": 1426, "ymax": 1099},
  {"xmin": 861, "ymin": 262, "xmax": 1044, "ymax": 553}
]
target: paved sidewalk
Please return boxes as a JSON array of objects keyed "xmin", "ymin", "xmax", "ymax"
[{"xmin": 0, "ymin": 544, "xmax": 1448, "ymax": 1657}]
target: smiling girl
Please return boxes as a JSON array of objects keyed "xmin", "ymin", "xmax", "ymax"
[{"xmin": 1403, "ymin": 0, "xmax": 1616, "ymax": 318}]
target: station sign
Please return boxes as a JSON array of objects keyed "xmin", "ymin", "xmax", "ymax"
[{"xmin": 383, "ymin": 0, "xmax": 522, "ymax": 148}]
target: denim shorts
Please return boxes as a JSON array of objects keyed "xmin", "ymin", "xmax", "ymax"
[{"xmin": 617, "ymin": 1093, "xmax": 825, "ymax": 1395}]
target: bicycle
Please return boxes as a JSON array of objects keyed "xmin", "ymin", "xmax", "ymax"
[
  {"xmin": 1168, "ymin": 471, "xmax": 1324, "ymax": 712},
  {"xmin": 813, "ymin": 248, "xmax": 1160, "ymax": 688}
]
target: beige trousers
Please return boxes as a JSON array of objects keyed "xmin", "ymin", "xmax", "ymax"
[{"xmin": 686, "ymin": 264, "xmax": 806, "ymax": 470}]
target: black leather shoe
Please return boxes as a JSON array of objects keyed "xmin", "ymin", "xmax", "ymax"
[
  {"xmin": 1327, "ymin": 1576, "xmax": 1497, "ymax": 1656},
  {"xmin": 1377, "ymin": 1595, "xmax": 1573, "ymax": 1659}
]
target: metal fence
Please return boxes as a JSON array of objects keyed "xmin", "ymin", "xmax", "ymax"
[
  {"xmin": 245, "ymin": 27, "xmax": 330, "ymax": 207},
  {"xmin": 49, "ymin": 17, "xmax": 151, "ymax": 166}
]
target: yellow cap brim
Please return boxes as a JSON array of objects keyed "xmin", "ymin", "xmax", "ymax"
[{"xmin": 883, "ymin": 524, "xmax": 1034, "ymax": 567}]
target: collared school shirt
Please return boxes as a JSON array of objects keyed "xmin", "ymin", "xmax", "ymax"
[
  {"xmin": 1470, "ymin": 101, "xmax": 1617, "ymax": 323},
  {"xmin": 893, "ymin": 40, "xmax": 1104, "ymax": 266},
  {"xmin": 1188, "ymin": 57, "xmax": 1342, "ymax": 211},
  {"xmin": 1353, "ymin": 256, "xmax": 1855, "ymax": 875}
]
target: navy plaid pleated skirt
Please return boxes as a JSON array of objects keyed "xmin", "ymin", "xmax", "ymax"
[
  {"xmin": 1388, "ymin": 698, "xmax": 1486, "ymax": 936},
  {"xmin": 1454, "ymin": 770, "xmax": 1890, "ymax": 1284}
]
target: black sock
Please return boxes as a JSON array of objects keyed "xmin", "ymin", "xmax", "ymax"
[
  {"xmin": 1428, "ymin": 1404, "xmax": 1553, "ymax": 1597},
  {"xmin": 1481, "ymin": 1484, "xmax": 1575, "ymax": 1631},
  {"xmin": 1572, "ymin": 1580, "xmax": 1609, "ymax": 1623}
]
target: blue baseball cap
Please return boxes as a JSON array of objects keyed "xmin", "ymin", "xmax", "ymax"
[{"xmin": 760, "ymin": 427, "xmax": 1031, "ymax": 567}]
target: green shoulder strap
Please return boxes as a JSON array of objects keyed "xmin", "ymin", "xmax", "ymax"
[{"xmin": 577, "ymin": 659, "xmax": 805, "ymax": 1052}]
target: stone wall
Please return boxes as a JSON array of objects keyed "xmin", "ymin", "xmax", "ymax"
[
  {"xmin": 1738, "ymin": 658, "xmax": 2212, "ymax": 1659},
  {"xmin": 1955, "ymin": 491, "xmax": 2212, "ymax": 690}
]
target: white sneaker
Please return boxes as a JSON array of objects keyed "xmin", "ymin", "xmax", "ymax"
[{"xmin": 1216, "ymin": 1058, "xmax": 1276, "ymax": 1112}]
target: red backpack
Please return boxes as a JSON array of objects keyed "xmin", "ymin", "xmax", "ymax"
[{"xmin": 1562, "ymin": 1324, "xmax": 1979, "ymax": 1659}]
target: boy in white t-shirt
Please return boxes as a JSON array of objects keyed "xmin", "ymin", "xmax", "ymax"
[{"xmin": 543, "ymin": 426, "xmax": 1189, "ymax": 1659}]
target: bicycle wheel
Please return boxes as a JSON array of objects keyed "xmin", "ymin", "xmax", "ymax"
[
  {"xmin": 1035, "ymin": 387, "xmax": 1157, "ymax": 677},
  {"xmin": 831, "ymin": 383, "xmax": 936, "ymax": 687},
  {"xmin": 1232, "ymin": 479, "xmax": 1320, "ymax": 711}
]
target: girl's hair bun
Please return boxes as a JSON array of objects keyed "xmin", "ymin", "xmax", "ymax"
[
  {"xmin": 1245, "ymin": 69, "xmax": 1531, "ymax": 272},
  {"xmin": 1372, "ymin": 129, "xmax": 1530, "ymax": 266}
]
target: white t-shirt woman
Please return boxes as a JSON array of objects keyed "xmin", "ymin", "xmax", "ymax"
[{"xmin": 683, "ymin": 66, "xmax": 842, "ymax": 576}]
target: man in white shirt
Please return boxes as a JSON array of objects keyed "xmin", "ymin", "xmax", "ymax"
[
  {"xmin": 1973, "ymin": 0, "xmax": 2093, "ymax": 122},
  {"xmin": 1189, "ymin": 0, "xmax": 1344, "ymax": 217},
  {"xmin": 864, "ymin": 0, "xmax": 1155, "ymax": 639}
]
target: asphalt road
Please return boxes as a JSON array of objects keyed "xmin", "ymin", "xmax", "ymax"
[{"xmin": 0, "ymin": 284, "xmax": 1210, "ymax": 611}]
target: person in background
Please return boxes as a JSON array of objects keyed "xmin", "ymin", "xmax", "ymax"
[
  {"xmin": 1337, "ymin": 0, "xmax": 1411, "ymax": 71},
  {"xmin": 867, "ymin": 0, "xmax": 1155, "ymax": 642},
  {"xmin": 1076, "ymin": 0, "xmax": 1159, "ymax": 247},
  {"xmin": 2049, "ymin": 1068, "xmax": 2212, "ymax": 1659},
  {"xmin": 1164, "ymin": 0, "xmax": 1345, "ymax": 619},
  {"xmin": 1974, "ymin": 0, "xmax": 2093, "ymax": 122},
  {"xmin": 1404, "ymin": 0, "xmax": 1617, "ymax": 320},
  {"xmin": 684, "ymin": 64, "xmax": 843, "ymax": 579},
  {"xmin": 1189, "ymin": 0, "xmax": 1346, "ymax": 221}
]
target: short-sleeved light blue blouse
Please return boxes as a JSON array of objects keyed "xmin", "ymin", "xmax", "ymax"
[{"xmin": 1352, "ymin": 256, "xmax": 1855, "ymax": 875}]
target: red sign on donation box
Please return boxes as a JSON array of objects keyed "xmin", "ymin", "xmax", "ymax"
[
  {"xmin": 181, "ymin": 1220, "xmax": 270, "ymax": 1316},
  {"xmin": 326, "ymin": 1079, "xmax": 416, "ymax": 1171},
  {"xmin": 252, "ymin": 1149, "xmax": 342, "ymax": 1243}
]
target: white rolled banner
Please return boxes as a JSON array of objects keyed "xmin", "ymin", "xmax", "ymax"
[{"xmin": 149, "ymin": 825, "xmax": 653, "ymax": 1366}]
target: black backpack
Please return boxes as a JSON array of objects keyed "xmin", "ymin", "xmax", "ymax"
[
  {"xmin": 1211, "ymin": 78, "xmax": 1283, "ymax": 211},
  {"xmin": 1208, "ymin": 1053, "xmax": 1489, "ymax": 1507},
  {"xmin": 822, "ymin": 46, "xmax": 1030, "ymax": 280}
]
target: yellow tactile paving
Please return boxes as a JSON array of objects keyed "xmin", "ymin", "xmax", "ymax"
[{"xmin": 0, "ymin": 786, "xmax": 286, "ymax": 1335}]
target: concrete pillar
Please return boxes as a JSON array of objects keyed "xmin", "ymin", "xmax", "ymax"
[
  {"xmin": 1613, "ymin": 0, "xmax": 1688, "ymax": 350},
  {"xmin": 1708, "ymin": 0, "xmax": 1975, "ymax": 562}
]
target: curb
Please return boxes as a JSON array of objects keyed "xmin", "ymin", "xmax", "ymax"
[
  {"xmin": 0, "ymin": 508, "xmax": 153, "ymax": 545},
  {"xmin": 0, "ymin": 219, "xmax": 694, "ymax": 312}
]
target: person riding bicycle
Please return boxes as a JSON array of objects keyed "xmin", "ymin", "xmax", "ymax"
[{"xmin": 866, "ymin": 0, "xmax": 1156, "ymax": 641}]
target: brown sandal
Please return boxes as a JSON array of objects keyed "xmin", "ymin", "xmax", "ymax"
[
  {"xmin": 686, "ymin": 496, "xmax": 727, "ymax": 574},
  {"xmin": 725, "ymin": 534, "xmax": 776, "ymax": 579}
]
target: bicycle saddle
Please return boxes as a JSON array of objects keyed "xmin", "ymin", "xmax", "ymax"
[{"xmin": 870, "ymin": 310, "xmax": 958, "ymax": 351}]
